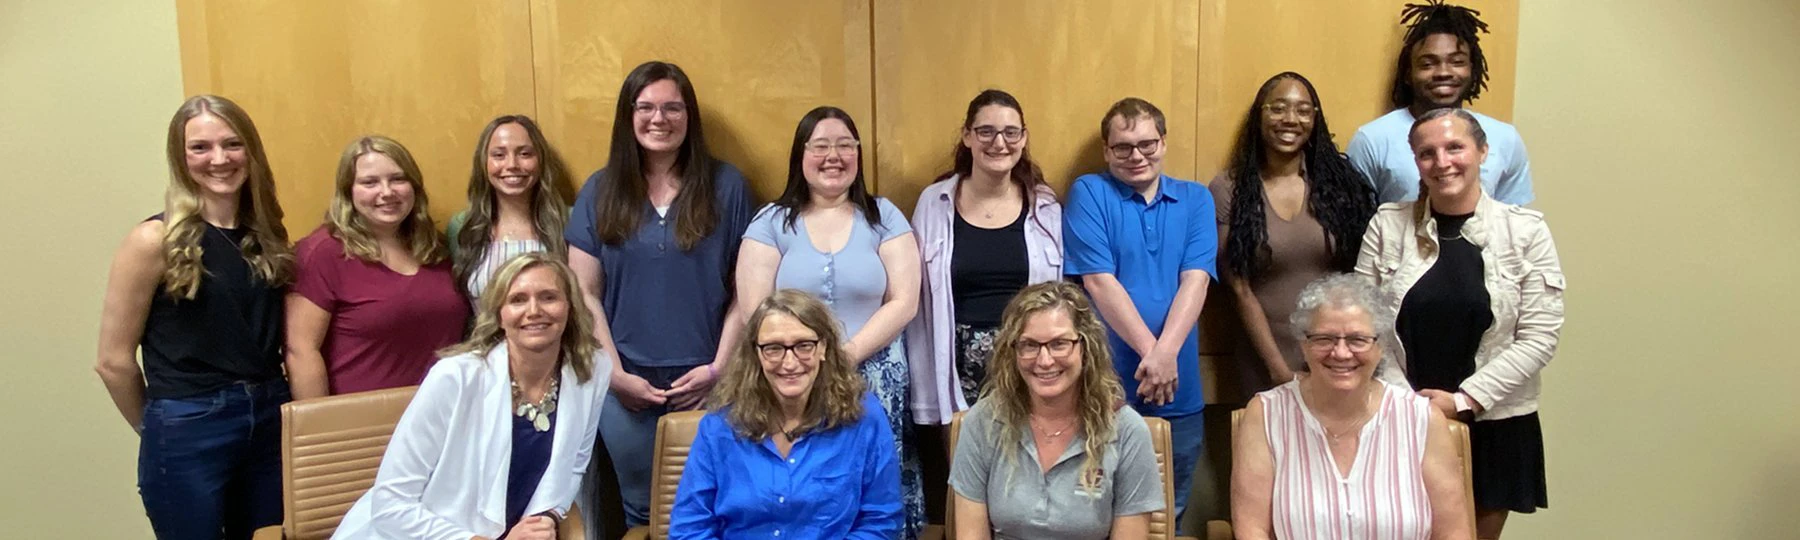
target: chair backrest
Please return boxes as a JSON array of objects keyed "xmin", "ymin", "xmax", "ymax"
[
  {"xmin": 279, "ymin": 386, "xmax": 418, "ymax": 540},
  {"xmin": 644, "ymin": 410, "xmax": 707, "ymax": 540},
  {"xmin": 944, "ymin": 411, "xmax": 1178, "ymax": 540},
  {"xmin": 1227, "ymin": 408, "xmax": 1477, "ymax": 534}
]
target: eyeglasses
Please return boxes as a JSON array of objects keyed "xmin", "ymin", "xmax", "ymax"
[
  {"xmin": 757, "ymin": 340, "xmax": 819, "ymax": 361},
  {"xmin": 970, "ymin": 125, "xmax": 1026, "ymax": 144},
  {"xmin": 1261, "ymin": 102, "xmax": 1316, "ymax": 120},
  {"xmin": 1016, "ymin": 336, "xmax": 1082, "ymax": 359},
  {"xmin": 1303, "ymin": 333, "xmax": 1378, "ymax": 353},
  {"xmin": 805, "ymin": 138, "xmax": 861, "ymax": 157},
  {"xmin": 633, "ymin": 102, "xmax": 688, "ymax": 119},
  {"xmin": 1106, "ymin": 138, "xmax": 1162, "ymax": 159}
]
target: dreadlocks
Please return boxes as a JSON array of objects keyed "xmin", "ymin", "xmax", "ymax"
[
  {"xmin": 1225, "ymin": 72, "xmax": 1377, "ymax": 282},
  {"xmin": 1389, "ymin": 1, "xmax": 1492, "ymax": 109}
]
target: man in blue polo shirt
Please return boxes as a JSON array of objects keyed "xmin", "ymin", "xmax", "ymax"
[
  {"xmin": 1347, "ymin": 1, "xmax": 1534, "ymax": 205},
  {"xmin": 1063, "ymin": 97, "xmax": 1215, "ymax": 528}
]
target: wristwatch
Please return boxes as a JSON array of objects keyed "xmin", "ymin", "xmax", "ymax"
[{"xmin": 1452, "ymin": 392, "xmax": 1476, "ymax": 423}]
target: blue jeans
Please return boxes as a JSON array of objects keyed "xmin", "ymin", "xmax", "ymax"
[
  {"xmin": 582, "ymin": 364, "xmax": 691, "ymax": 533},
  {"xmin": 138, "ymin": 380, "xmax": 288, "ymax": 540},
  {"xmin": 1161, "ymin": 409, "xmax": 1206, "ymax": 534}
]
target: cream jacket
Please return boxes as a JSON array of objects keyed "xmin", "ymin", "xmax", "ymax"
[
  {"xmin": 332, "ymin": 345, "xmax": 611, "ymax": 539},
  {"xmin": 1355, "ymin": 193, "xmax": 1565, "ymax": 421}
]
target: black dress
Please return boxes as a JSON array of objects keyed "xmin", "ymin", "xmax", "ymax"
[{"xmin": 1396, "ymin": 211, "xmax": 1548, "ymax": 513}]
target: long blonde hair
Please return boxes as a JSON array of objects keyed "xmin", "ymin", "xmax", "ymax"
[
  {"xmin": 707, "ymin": 290, "xmax": 866, "ymax": 440},
  {"xmin": 985, "ymin": 281, "xmax": 1126, "ymax": 493},
  {"xmin": 160, "ymin": 95, "xmax": 293, "ymax": 299},
  {"xmin": 438, "ymin": 252, "xmax": 598, "ymax": 383},
  {"xmin": 325, "ymin": 136, "xmax": 447, "ymax": 264}
]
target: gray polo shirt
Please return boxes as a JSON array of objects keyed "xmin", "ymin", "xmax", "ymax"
[{"xmin": 949, "ymin": 399, "xmax": 1165, "ymax": 539}]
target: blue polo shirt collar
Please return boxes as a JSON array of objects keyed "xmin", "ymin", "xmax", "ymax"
[{"xmin": 1104, "ymin": 173, "xmax": 1181, "ymax": 205}]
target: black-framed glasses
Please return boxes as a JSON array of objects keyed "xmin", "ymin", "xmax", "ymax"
[
  {"xmin": 1261, "ymin": 101, "xmax": 1316, "ymax": 120},
  {"xmin": 970, "ymin": 125, "xmax": 1026, "ymax": 144},
  {"xmin": 1106, "ymin": 138, "xmax": 1162, "ymax": 159},
  {"xmin": 1303, "ymin": 333, "xmax": 1378, "ymax": 353},
  {"xmin": 757, "ymin": 340, "xmax": 820, "ymax": 361},
  {"xmin": 804, "ymin": 138, "xmax": 861, "ymax": 157},
  {"xmin": 1016, "ymin": 336, "xmax": 1082, "ymax": 359},
  {"xmin": 633, "ymin": 101, "xmax": 688, "ymax": 119}
]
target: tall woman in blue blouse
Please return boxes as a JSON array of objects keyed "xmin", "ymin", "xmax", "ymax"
[{"xmin": 670, "ymin": 290, "xmax": 902, "ymax": 539}]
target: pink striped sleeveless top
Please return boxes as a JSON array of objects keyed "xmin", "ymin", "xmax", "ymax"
[{"xmin": 1262, "ymin": 380, "xmax": 1434, "ymax": 540}]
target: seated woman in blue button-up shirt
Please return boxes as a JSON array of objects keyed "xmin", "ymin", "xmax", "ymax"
[{"xmin": 669, "ymin": 289, "xmax": 903, "ymax": 539}]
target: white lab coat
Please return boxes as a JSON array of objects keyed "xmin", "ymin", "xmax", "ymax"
[{"xmin": 332, "ymin": 344, "xmax": 611, "ymax": 539}]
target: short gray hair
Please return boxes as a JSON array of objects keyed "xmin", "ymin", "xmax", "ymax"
[{"xmin": 1286, "ymin": 274, "xmax": 1396, "ymax": 373}]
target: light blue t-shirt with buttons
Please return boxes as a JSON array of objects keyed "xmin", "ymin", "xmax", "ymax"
[
  {"xmin": 1346, "ymin": 108, "xmax": 1534, "ymax": 205},
  {"xmin": 743, "ymin": 197, "xmax": 912, "ymax": 337}
]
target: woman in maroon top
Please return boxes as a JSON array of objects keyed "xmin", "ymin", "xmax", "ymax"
[{"xmin": 284, "ymin": 136, "xmax": 471, "ymax": 398}]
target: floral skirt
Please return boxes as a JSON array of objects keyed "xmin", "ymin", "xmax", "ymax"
[
  {"xmin": 860, "ymin": 340, "xmax": 925, "ymax": 538},
  {"xmin": 953, "ymin": 323, "xmax": 999, "ymax": 402}
]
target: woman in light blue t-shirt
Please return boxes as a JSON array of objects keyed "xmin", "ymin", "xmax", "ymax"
[{"xmin": 730, "ymin": 105, "xmax": 925, "ymax": 537}]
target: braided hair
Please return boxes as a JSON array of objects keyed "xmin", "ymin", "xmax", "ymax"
[
  {"xmin": 1388, "ymin": 1, "xmax": 1492, "ymax": 109},
  {"xmin": 1225, "ymin": 72, "xmax": 1377, "ymax": 281}
]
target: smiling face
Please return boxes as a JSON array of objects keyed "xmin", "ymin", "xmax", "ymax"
[
  {"xmin": 183, "ymin": 113, "xmax": 248, "ymax": 199},
  {"xmin": 1015, "ymin": 307, "xmax": 1083, "ymax": 403},
  {"xmin": 1408, "ymin": 33, "xmax": 1474, "ymax": 109},
  {"xmin": 962, "ymin": 104, "xmax": 1027, "ymax": 178},
  {"xmin": 349, "ymin": 152, "xmax": 416, "ymax": 233},
  {"xmin": 1259, "ymin": 78, "xmax": 1316, "ymax": 157},
  {"xmin": 801, "ymin": 118, "xmax": 860, "ymax": 199},
  {"xmin": 1103, "ymin": 114, "xmax": 1165, "ymax": 189},
  {"xmin": 632, "ymin": 79, "xmax": 689, "ymax": 155},
  {"xmin": 485, "ymin": 122, "xmax": 540, "ymax": 199},
  {"xmin": 1410, "ymin": 114, "xmax": 1488, "ymax": 210},
  {"xmin": 500, "ymin": 265, "xmax": 570, "ymax": 356},
  {"xmin": 1300, "ymin": 305, "xmax": 1381, "ymax": 390},
  {"xmin": 756, "ymin": 312, "xmax": 822, "ymax": 408}
]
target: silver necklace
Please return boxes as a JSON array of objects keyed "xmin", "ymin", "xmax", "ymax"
[
  {"xmin": 1030, "ymin": 414, "xmax": 1078, "ymax": 439},
  {"xmin": 512, "ymin": 373, "xmax": 560, "ymax": 432},
  {"xmin": 1311, "ymin": 383, "xmax": 1379, "ymax": 443}
]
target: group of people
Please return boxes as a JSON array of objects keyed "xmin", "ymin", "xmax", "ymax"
[{"xmin": 95, "ymin": 2, "xmax": 1564, "ymax": 539}]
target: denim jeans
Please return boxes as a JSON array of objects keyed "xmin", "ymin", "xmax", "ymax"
[
  {"xmin": 138, "ymin": 380, "xmax": 288, "ymax": 540},
  {"xmin": 581, "ymin": 364, "xmax": 691, "ymax": 535},
  {"xmin": 1161, "ymin": 409, "xmax": 1206, "ymax": 535}
]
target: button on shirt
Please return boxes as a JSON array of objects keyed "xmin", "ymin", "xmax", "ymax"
[
  {"xmin": 668, "ymin": 393, "xmax": 903, "ymax": 540},
  {"xmin": 1062, "ymin": 173, "xmax": 1218, "ymax": 416}
]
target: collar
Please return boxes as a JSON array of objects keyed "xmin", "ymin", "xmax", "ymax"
[{"xmin": 1104, "ymin": 173, "xmax": 1179, "ymax": 204}]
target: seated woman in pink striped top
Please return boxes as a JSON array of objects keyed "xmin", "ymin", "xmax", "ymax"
[{"xmin": 1231, "ymin": 274, "xmax": 1472, "ymax": 540}]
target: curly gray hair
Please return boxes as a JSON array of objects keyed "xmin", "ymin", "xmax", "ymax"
[{"xmin": 1286, "ymin": 273, "xmax": 1396, "ymax": 374}]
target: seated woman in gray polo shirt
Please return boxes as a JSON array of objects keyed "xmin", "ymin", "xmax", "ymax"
[{"xmin": 950, "ymin": 281, "xmax": 1164, "ymax": 539}]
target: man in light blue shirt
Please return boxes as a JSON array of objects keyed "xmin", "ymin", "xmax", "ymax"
[
  {"xmin": 1063, "ymin": 97, "xmax": 1215, "ymax": 531},
  {"xmin": 1347, "ymin": 2, "xmax": 1534, "ymax": 205}
]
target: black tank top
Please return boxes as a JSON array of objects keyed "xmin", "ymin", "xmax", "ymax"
[
  {"xmin": 140, "ymin": 216, "xmax": 285, "ymax": 398},
  {"xmin": 1396, "ymin": 211, "xmax": 1494, "ymax": 392}
]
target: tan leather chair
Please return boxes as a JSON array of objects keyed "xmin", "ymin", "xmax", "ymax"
[
  {"xmin": 622, "ymin": 410, "xmax": 707, "ymax": 540},
  {"xmin": 250, "ymin": 386, "xmax": 585, "ymax": 539},
  {"xmin": 1221, "ymin": 407, "xmax": 1477, "ymax": 537},
  {"xmin": 931, "ymin": 411, "xmax": 1197, "ymax": 540}
]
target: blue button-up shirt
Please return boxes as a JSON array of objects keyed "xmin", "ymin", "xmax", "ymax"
[
  {"xmin": 669, "ymin": 392, "xmax": 902, "ymax": 539},
  {"xmin": 1063, "ymin": 173, "xmax": 1218, "ymax": 416}
]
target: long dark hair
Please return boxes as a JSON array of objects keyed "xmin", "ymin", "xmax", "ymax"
[
  {"xmin": 453, "ymin": 115, "xmax": 571, "ymax": 296},
  {"xmin": 940, "ymin": 89, "xmax": 1047, "ymax": 212},
  {"xmin": 1388, "ymin": 1, "xmax": 1492, "ymax": 109},
  {"xmin": 592, "ymin": 61, "xmax": 720, "ymax": 250},
  {"xmin": 770, "ymin": 106, "xmax": 882, "ymax": 232},
  {"xmin": 1225, "ymin": 72, "xmax": 1376, "ymax": 280}
]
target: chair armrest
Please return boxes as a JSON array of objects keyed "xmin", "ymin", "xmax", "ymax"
[
  {"xmin": 251, "ymin": 525, "xmax": 284, "ymax": 540},
  {"xmin": 621, "ymin": 526, "xmax": 650, "ymax": 540},
  {"xmin": 1204, "ymin": 519, "xmax": 1234, "ymax": 540}
]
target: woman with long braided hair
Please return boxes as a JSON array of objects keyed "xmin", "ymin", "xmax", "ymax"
[{"xmin": 1209, "ymin": 72, "xmax": 1376, "ymax": 394}]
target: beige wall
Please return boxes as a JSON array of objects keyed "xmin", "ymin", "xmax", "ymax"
[
  {"xmin": 8, "ymin": 0, "xmax": 1800, "ymax": 537},
  {"xmin": 0, "ymin": 1, "xmax": 181, "ymax": 536},
  {"xmin": 1507, "ymin": 0, "xmax": 1800, "ymax": 537}
]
